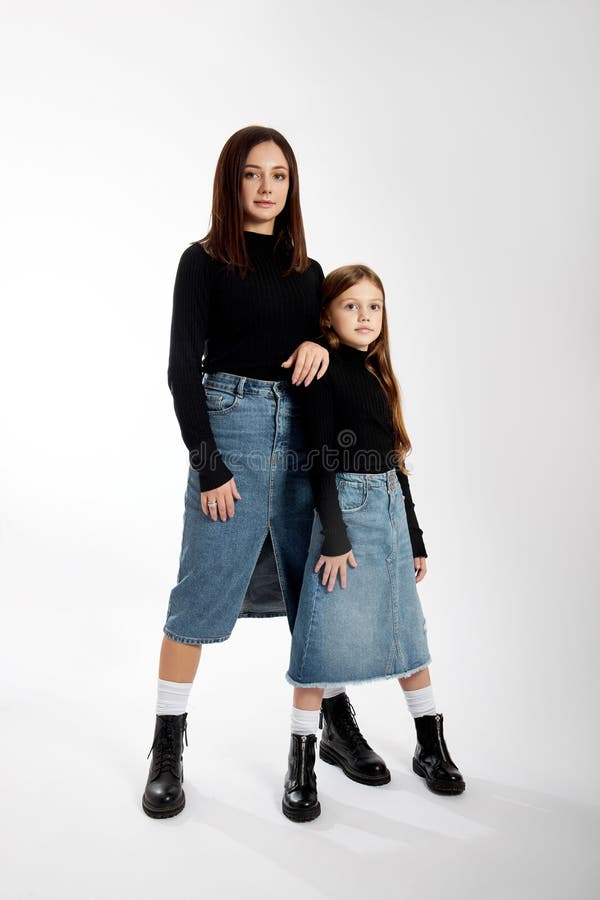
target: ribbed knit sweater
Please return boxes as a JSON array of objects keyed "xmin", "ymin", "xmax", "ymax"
[
  {"xmin": 167, "ymin": 230, "xmax": 325, "ymax": 491},
  {"xmin": 296, "ymin": 341, "xmax": 428, "ymax": 559}
]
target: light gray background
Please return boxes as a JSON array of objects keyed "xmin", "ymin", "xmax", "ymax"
[{"xmin": 1, "ymin": 1, "xmax": 598, "ymax": 898}]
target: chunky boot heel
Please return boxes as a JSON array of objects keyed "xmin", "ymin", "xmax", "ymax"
[
  {"xmin": 412, "ymin": 712, "xmax": 465, "ymax": 795},
  {"xmin": 282, "ymin": 733, "xmax": 321, "ymax": 823},
  {"xmin": 319, "ymin": 693, "xmax": 390, "ymax": 786},
  {"xmin": 142, "ymin": 713, "xmax": 188, "ymax": 818}
]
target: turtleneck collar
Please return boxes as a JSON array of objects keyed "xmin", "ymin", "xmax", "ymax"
[
  {"xmin": 243, "ymin": 229, "xmax": 277, "ymax": 256},
  {"xmin": 335, "ymin": 341, "xmax": 370, "ymax": 365}
]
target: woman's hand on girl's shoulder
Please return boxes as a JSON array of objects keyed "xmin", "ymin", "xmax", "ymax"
[
  {"xmin": 314, "ymin": 549, "xmax": 357, "ymax": 592},
  {"xmin": 280, "ymin": 340, "xmax": 330, "ymax": 387},
  {"xmin": 414, "ymin": 557, "xmax": 427, "ymax": 583}
]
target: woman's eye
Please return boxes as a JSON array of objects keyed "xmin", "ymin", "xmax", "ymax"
[
  {"xmin": 274, "ymin": 173, "xmax": 287, "ymax": 180},
  {"xmin": 244, "ymin": 171, "xmax": 258, "ymax": 179}
]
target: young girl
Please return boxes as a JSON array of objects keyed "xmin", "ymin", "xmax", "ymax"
[{"xmin": 282, "ymin": 265, "xmax": 465, "ymax": 822}]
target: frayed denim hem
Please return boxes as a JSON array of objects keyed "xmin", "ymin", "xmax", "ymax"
[
  {"xmin": 163, "ymin": 627, "xmax": 232, "ymax": 645},
  {"xmin": 284, "ymin": 657, "xmax": 431, "ymax": 688}
]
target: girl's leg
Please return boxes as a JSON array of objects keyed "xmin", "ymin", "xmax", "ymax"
[
  {"xmin": 398, "ymin": 667, "xmax": 465, "ymax": 795},
  {"xmin": 282, "ymin": 687, "xmax": 324, "ymax": 823},
  {"xmin": 293, "ymin": 687, "xmax": 324, "ymax": 714},
  {"xmin": 398, "ymin": 666, "xmax": 437, "ymax": 717}
]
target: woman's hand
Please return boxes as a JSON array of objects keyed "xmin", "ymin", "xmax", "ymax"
[
  {"xmin": 281, "ymin": 340, "xmax": 329, "ymax": 386},
  {"xmin": 201, "ymin": 477, "xmax": 242, "ymax": 522},
  {"xmin": 314, "ymin": 550, "xmax": 358, "ymax": 592},
  {"xmin": 414, "ymin": 557, "xmax": 427, "ymax": 583}
]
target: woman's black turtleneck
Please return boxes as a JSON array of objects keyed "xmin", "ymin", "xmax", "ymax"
[
  {"xmin": 167, "ymin": 230, "xmax": 325, "ymax": 492},
  {"xmin": 296, "ymin": 341, "xmax": 428, "ymax": 559}
]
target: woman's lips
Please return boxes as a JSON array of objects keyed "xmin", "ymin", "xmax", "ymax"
[
  {"xmin": 255, "ymin": 201, "xmax": 275, "ymax": 207},
  {"xmin": 355, "ymin": 328, "xmax": 373, "ymax": 332}
]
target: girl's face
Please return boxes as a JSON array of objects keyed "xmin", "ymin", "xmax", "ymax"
[
  {"xmin": 241, "ymin": 140, "xmax": 290, "ymax": 233},
  {"xmin": 325, "ymin": 278, "xmax": 384, "ymax": 351}
]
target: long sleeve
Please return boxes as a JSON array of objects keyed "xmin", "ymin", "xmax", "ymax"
[
  {"xmin": 299, "ymin": 374, "xmax": 352, "ymax": 557},
  {"xmin": 167, "ymin": 244, "xmax": 233, "ymax": 492},
  {"xmin": 395, "ymin": 467, "xmax": 428, "ymax": 558}
]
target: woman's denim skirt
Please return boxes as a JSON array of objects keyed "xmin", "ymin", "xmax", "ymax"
[
  {"xmin": 163, "ymin": 371, "xmax": 314, "ymax": 645},
  {"xmin": 286, "ymin": 470, "xmax": 432, "ymax": 687}
]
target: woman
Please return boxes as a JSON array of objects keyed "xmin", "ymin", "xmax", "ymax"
[{"xmin": 142, "ymin": 126, "xmax": 385, "ymax": 818}]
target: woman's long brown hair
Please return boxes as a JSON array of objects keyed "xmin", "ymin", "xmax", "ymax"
[
  {"xmin": 320, "ymin": 265, "xmax": 414, "ymax": 475},
  {"xmin": 197, "ymin": 125, "xmax": 309, "ymax": 276}
]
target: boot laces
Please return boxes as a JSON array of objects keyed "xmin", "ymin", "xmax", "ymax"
[
  {"xmin": 336, "ymin": 698, "xmax": 371, "ymax": 752},
  {"xmin": 146, "ymin": 717, "xmax": 188, "ymax": 773}
]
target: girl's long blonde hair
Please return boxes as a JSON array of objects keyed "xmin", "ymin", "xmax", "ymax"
[{"xmin": 320, "ymin": 265, "xmax": 414, "ymax": 475}]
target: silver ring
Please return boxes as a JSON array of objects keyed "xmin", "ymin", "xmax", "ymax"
[{"xmin": 207, "ymin": 500, "xmax": 217, "ymax": 506}]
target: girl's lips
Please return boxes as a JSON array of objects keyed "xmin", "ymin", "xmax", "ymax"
[{"xmin": 255, "ymin": 201, "xmax": 275, "ymax": 207}]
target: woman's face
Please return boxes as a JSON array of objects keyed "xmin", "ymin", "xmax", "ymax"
[
  {"xmin": 241, "ymin": 140, "xmax": 290, "ymax": 233},
  {"xmin": 325, "ymin": 278, "xmax": 384, "ymax": 351}
]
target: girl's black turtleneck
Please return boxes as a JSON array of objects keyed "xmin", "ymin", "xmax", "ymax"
[
  {"xmin": 296, "ymin": 341, "xmax": 428, "ymax": 559},
  {"xmin": 167, "ymin": 230, "xmax": 325, "ymax": 491}
]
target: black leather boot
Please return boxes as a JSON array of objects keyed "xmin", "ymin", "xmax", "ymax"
[
  {"xmin": 319, "ymin": 692, "xmax": 391, "ymax": 786},
  {"xmin": 142, "ymin": 713, "xmax": 188, "ymax": 818},
  {"xmin": 412, "ymin": 712, "xmax": 465, "ymax": 795},
  {"xmin": 282, "ymin": 733, "xmax": 321, "ymax": 822}
]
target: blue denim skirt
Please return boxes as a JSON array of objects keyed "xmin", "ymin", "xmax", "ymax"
[
  {"xmin": 163, "ymin": 371, "xmax": 314, "ymax": 645},
  {"xmin": 286, "ymin": 470, "xmax": 432, "ymax": 686}
]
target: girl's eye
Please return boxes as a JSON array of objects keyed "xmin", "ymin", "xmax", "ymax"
[
  {"xmin": 274, "ymin": 173, "xmax": 287, "ymax": 180},
  {"xmin": 244, "ymin": 172, "xmax": 258, "ymax": 179}
]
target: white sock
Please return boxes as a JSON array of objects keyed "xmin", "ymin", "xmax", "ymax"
[
  {"xmin": 291, "ymin": 706, "xmax": 320, "ymax": 735},
  {"xmin": 322, "ymin": 684, "xmax": 346, "ymax": 699},
  {"xmin": 403, "ymin": 684, "xmax": 437, "ymax": 718},
  {"xmin": 156, "ymin": 678, "xmax": 193, "ymax": 715}
]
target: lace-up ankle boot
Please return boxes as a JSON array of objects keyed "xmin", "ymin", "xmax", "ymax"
[
  {"xmin": 319, "ymin": 692, "xmax": 390, "ymax": 786},
  {"xmin": 142, "ymin": 713, "xmax": 188, "ymax": 818},
  {"xmin": 412, "ymin": 712, "xmax": 465, "ymax": 795},
  {"xmin": 282, "ymin": 733, "xmax": 321, "ymax": 822}
]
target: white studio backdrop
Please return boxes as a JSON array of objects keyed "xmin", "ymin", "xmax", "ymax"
[{"xmin": 1, "ymin": 2, "xmax": 598, "ymax": 899}]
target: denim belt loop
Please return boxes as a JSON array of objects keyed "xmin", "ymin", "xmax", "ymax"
[{"xmin": 235, "ymin": 376, "xmax": 246, "ymax": 398}]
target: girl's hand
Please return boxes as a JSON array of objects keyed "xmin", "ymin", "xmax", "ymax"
[
  {"xmin": 314, "ymin": 550, "xmax": 358, "ymax": 592},
  {"xmin": 201, "ymin": 477, "xmax": 242, "ymax": 521},
  {"xmin": 414, "ymin": 557, "xmax": 427, "ymax": 583},
  {"xmin": 281, "ymin": 341, "xmax": 329, "ymax": 386}
]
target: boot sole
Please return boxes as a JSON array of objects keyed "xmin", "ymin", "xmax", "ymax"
[
  {"xmin": 412, "ymin": 759, "xmax": 465, "ymax": 794},
  {"xmin": 142, "ymin": 791, "xmax": 186, "ymax": 818},
  {"xmin": 281, "ymin": 799, "xmax": 321, "ymax": 822},
  {"xmin": 320, "ymin": 743, "xmax": 391, "ymax": 786}
]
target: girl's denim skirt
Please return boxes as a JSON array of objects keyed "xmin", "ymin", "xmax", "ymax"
[
  {"xmin": 286, "ymin": 470, "xmax": 432, "ymax": 687},
  {"xmin": 163, "ymin": 371, "xmax": 314, "ymax": 645}
]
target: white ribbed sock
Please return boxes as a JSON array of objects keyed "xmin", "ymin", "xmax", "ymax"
[
  {"xmin": 322, "ymin": 685, "xmax": 346, "ymax": 699},
  {"xmin": 403, "ymin": 684, "xmax": 437, "ymax": 718},
  {"xmin": 156, "ymin": 678, "xmax": 193, "ymax": 715},
  {"xmin": 291, "ymin": 706, "xmax": 320, "ymax": 735}
]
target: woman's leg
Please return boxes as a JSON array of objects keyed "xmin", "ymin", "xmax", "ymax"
[
  {"xmin": 159, "ymin": 635, "xmax": 202, "ymax": 682},
  {"xmin": 142, "ymin": 637, "xmax": 201, "ymax": 819}
]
